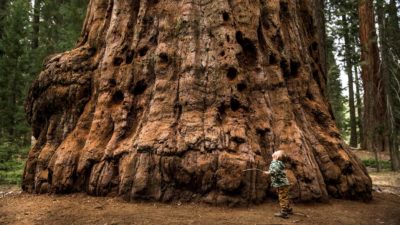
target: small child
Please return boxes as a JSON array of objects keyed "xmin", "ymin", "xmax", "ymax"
[{"xmin": 264, "ymin": 150, "xmax": 293, "ymax": 219}]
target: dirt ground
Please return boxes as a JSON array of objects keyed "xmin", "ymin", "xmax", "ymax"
[{"xmin": 0, "ymin": 188, "xmax": 399, "ymax": 225}]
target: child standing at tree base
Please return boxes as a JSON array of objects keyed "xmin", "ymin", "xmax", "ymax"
[{"xmin": 264, "ymin": 150, "xmax": 293, "ymax": 219}]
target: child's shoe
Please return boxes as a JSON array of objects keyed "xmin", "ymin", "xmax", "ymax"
[{"xmin": 274, "ymin": 211, "xmax": 289, "ymax": 219}]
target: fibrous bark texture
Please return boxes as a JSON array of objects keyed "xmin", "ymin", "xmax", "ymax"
[
  {"xmin": 358, "ymin": 0, "xmax": 388, "ymax": 153},
  {"xmin": 23, "ymin": 0, "xmax": 372, "ymax": 205}
]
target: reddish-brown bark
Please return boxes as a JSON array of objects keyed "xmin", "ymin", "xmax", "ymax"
[{"xmin": 23, "ymin": 0, "xmax": 372, "ymax": 205}]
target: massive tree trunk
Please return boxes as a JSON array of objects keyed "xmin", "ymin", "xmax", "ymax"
[
  {"xmin": 358, "ymin": 0, "xmax": 388, "ymax": 154},
  {"xmin": 23, "ymin": 0, "xmax": 372, "ymax": 204}
]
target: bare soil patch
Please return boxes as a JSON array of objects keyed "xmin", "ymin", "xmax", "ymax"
[{"xmin": 0, "ymin": 190, "xmax": 399, "ymax": 225}]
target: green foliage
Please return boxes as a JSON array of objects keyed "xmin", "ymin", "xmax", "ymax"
[
  {"xmin": 362, "ymin": 159, "xmax": 392, "ymax": 170},
  {"xmin": 326, "ymin": 38, "xmax": 348, "ymax": 136},
  {"xmin": 0, "ymin": 0, "xmax": 32, "ymax": 145},
  {"xmin": 0, "ymin": 0, "xmax": 87, "ymax": 184},
  {"xmin": 0, "ymin": 141, "xmax": 28, "ymax": 184}
]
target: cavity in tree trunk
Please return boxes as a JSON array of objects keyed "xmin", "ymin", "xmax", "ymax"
[{"xmin": 23, "ymin": 0, "xmax": 372, "ymax": 204}]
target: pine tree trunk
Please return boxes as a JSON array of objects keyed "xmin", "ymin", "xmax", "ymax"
[
  {"xmin": 342, "ymin": 15, "xmax": 358, "ymax": 148},
  {"xmin": 358, "ymin": 0, "xmax": 388, "ymax": 154},
  {"xmin": 23, "ymin": 0, "xmax": 372, "ymax": 204},
  {"xmin": 32, "ymin": 0, "xmax": 41, "ymax": 49},
  {"xmin": 354, "ymin": 65, "xmax": 363, "ymax": 148},
  {"xmin": 0, "ymin": 0, "xmax": 8, "ymax": 56}
]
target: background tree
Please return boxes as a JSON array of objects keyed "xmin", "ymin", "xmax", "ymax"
[
  {"xmin": 325, "ymin": 0, "xmax": 361, "ymax": 146},
  {"xmin": 376, "ymin": 0, "xmax": 400, "ymax": 171},
  {"xmin": 326, "ymin": 37, "xmax": 347, "ymax": 134},
  {"xmin": 358, "ymin": 0, "xmax": 388, "ymax": 172}
]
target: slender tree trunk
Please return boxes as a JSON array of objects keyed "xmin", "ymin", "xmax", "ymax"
[
  {"xmin": 32, "ymin": 0, "xmax": 41, "ymax": 49},
  {"xmin": 387, "ymin": 0, "xmax": 400, "ymax": 56},
  {"xmin": 358, "ymin": 0, "xmax": 388, "ymax": 158},
  {"xmin": 0, "ymin": 0, "xmax": 8, "ymax": 56},
  {"xmin": 342, "ymin": 15, "xmax": 358, "ymax": 148},
  {"xmin": 387, "ymin": 0, "xmax": 400, "ymax": 171},
  {"xmin": 354, "ymin": 65, "xmax": 364, "ymax": 148},
  {"xmin": 23, "ymin": 0, "xmax": 372, "ymax": 204}
]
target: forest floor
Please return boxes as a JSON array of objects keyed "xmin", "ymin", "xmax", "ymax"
[{"xmin": 0, "ymin": 151, "xmax": 399, "ymax": 225}]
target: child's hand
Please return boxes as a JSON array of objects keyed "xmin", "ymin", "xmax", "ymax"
[{"xmin": 263, "ymin": 171, "xmax": 270, "ymax": 175}]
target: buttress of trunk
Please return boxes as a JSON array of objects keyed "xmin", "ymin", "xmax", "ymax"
[{"xmin": 23, "ymin": 0, "xmax": 372, "ymax": 204}]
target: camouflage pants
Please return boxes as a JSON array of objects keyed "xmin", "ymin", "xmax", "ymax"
[{"xmin": 277, "ymin": 185, "xmax": 291, "ymax": 212}]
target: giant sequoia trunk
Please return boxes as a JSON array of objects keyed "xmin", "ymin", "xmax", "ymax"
[
  {"xmin": 358, "ymin": 0, "xmax": 388, "ymax": 154},
  {"xmin": 23, "ymin": 0, "xmax": 372, "ymax": 205}
]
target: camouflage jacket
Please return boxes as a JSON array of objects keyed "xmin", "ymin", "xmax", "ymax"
[{"xmin": 269, "ymin": 160, "xmax": 290, "ymax": 188}]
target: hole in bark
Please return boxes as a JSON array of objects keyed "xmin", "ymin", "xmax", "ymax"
[
  {"xmin": 138, "ymin": 46, "xmax": 149, "ymax": 57},
  {"xmin": 149, "ymin": 33, "xmax": 158, "ymax": 45},
  {"xmin": 149, "ymin": 0, "xmax": 159, "ymax": 5},
  {"xmin": 159, "ymin": 52, "xmax": 169, "ymax": 63},
  {"xmin": 261, "ymin": 8, "xmax": 270, "ymax": 29},
  {"xmin": 256, "ymin": 128, "xmax": 271, "ymax": 136},
  {"xmin": 222, "ymin": 12, "xmax": 229, "ymax": 21},
  {"xmin": 220, "ymin": 51, "xmax": 225, "ymax": 57},
  {"xmin": 290, "ymin": 60, "xmax": 300, "ymax": 77},
  {"xmin": 312, "ymin": 109, "xmax": 329, "ymax": 127},
  {"xmin": 227, "ymin": 67, "xmax": 238, "ymax": 80},
  {"xmin": 232, "ymin": 136, "xmax": 245, "ymax": 144},
  {"xmin": 230, "ymin": 97, "xmax": 241, "ymax": 111},
  {"xmin": 226, "ymin": 34, "xmax": 230, "ymax": 42},
  {"xmin": 280, "ymin": 59, "xmax": 290, "ymax": 78},
  {"xmin": 280, "ymin": 1, "xmax": 289, "ymax": 18},
  {"xmin": 112, "ymin": 90, "xmax": 124, "ymax": 104},
  {"xmin": 301, "ymin": 10, "xmax": 315, "ymax": 35},
  {"xmin": 269, "ymin": 54, "xmax": 277, "ymax": 64},
  {"xmin": 113, "ymin": 57, "xmax": 123, "ymax": 66},
  {"xmin": 109, "ymin": 78, "xmax": 116, "ymax": 87},
  {"xmin": 236, "ymin": 31, "xmax": 257, "ymax": 60},
  {"xmin": 273, "ymin": 33, "xmax": 284, "ymax": 51},
  {"xmin": 88, "ymin": 47, "xmax": 97, "ymax": 57},
  {"xmin": 217, "ymin": 103, "xmax": 226, "ymax": 122},
  {"xmin": 140, "ymin": 16, "xmax": 154, "ymax": 39},
  {"xmin": 237, "ymin": 82, "xmax": 247, "ymax": 92},
  {"xmin": 126, "ymin": 50, "xmax": 134, "ymax": 64},
  {"xmin": 342, "ymin": 163, "xmax": 353, "ymax": 175},
  {"xmin": 313, "ymin": 70, "xmax": 321, "ymax": 87},
  {"xmin": 306, "ymin": 89, "xmax": 314, "ymax": 100},
  {"xmin": 132, "ymin": 79, "xmax": 148, "ymax": 95},
  {"xmin": 311, "ymin": 41, "xmax": 318, "ymax": 51}
]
